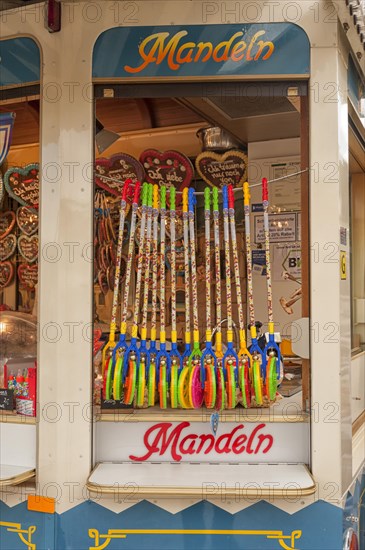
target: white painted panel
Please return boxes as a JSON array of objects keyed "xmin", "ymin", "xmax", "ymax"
[
  {"xmin": 95, "ymin": 421, "xmax": 309, "ymax": 464},
  {"xmin": 351, "ymin": 353, "xmax": 365, "ymax": 422},
  {"xmin": 0, "ymin": 424, "xmax": 36, "ymax": 467}
]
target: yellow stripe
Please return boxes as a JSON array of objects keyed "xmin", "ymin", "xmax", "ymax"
[
  {"xmin": 160, "ymin": 331, "xmax": 166, "ymax": 343},
  {"xmin": 171, "ymin": 330, "xmax": 177, "ymax": 342},
  {"xmin": 193, "ymin": 330, "xmax": 199, "ymax": 342},
  {"xmin": 112, "ymin": 529, "xmax": 293, "ymax": 536},
  {"xmin": 141, "ymin": 328, "xmax": 147, "ymax": 340},
  {"xmin": 185, "ymin": 332, "xmax": 191, "ymax": 344},
  {"xmin": 151, "ymin": 328, "xmax": 156, "ymax": 341},
  {"xmin": 132, "ymin": 326, "xmax": 138, "ymax": 338}
]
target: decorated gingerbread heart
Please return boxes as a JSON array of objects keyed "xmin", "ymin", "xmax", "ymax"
[
  {"xmin": 139, "ymin": 149, "xmax": 193, "ymax": 205},
  {"xmin": 0, "ymin": 211, "xmax": 16, "ymax": 239},
  {"xmin": 16, "ymin": 206, "xmax": 38, "ymax": 236},
  {"xmin": 0, "ymin": 261, "xmax": 14, "ymax": 289},
  {"xmin": 4, "ymin": 164, "xmax": 39, "ymax": 209},
  {"xmin": 195, "ymin": 150, "xmax": 248, "ymax": 188},
  {"xmin": 0, "ymin": 234, "xmax": 17, "ymax": 261},
  {"xmin": 18, "ymin": 263, "xmax": 38, "ymax": 290},
  {"xmin": 95, "ymin": 153, "xmax": 144, "ymax": 197},
  {"xmin": 18, "ymin": 234, "xmax": 38, "ymax": 263}
]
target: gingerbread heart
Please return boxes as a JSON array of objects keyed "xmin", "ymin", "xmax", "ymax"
[
  {"xmin": 0, "ymin": 261, "xmax": 14, "ymax": 288},
  {"xmin": 0, "ymin": 211, "xmax": 16, "ymax": 239},
  {"xmin": 18, "ymin": 235, "xmax": 38, "ymax": 263},
  {"xmin": 16, "ymin": 206, "xmax": 38, "ymax": 236},
  {"xmin": 0, "ymin": 234, "xmax": 17, "ymax": 261},
  {"xmin": 95, "ymin": 153, "xmax": 144, "ymax": 197},
  {"xmin": 195, "ymin": 150, "xmax": 248, "ymax": 188},
  {"xmin": 18, "ymin": 263, "xmax": 38, "ymax": 290},
  {"xmin": 139, "ymin": 149, "xmax": 193, "ymax": 205},
  {"xmin": 4, "ymin": 164, "xmax": 39, "ymax": 209}
]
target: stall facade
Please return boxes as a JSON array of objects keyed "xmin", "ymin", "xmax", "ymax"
[{"xmin": 0, "ymin": 2, "xmax": 364, "ymax": 549}]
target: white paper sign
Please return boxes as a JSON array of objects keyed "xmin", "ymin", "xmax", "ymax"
[
  {"xmin": 254, "ymin": 213, "xmax": 297, "ymax": 243},
  {"xmin": 273, "ymin": 243, "xmax": 302, "ymax": 281},
  {"xmin": 271, "ymin": 162, "xmax": 301, "ymax": 211}
]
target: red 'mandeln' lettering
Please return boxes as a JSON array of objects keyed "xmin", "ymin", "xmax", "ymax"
[
  {"xmin": 129, "ymin": 421, "xmax": 189, "ymax": 461},
  {"xmin": 215, "ymin": 425, "xmax": 243, "ymax": 454},
  {"xmin": 129, "ymin": 422, "xmax": 274, "ymax": 462}
]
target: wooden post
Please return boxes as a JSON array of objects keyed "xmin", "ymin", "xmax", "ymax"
[{"xmin": 300, "ymin": 95, "xmax": 310, "ymax": 412}]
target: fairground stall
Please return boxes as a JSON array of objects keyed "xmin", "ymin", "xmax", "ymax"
[{"xmin": 0, "ymin": 1, "xmax": 364, "ymax": 549}]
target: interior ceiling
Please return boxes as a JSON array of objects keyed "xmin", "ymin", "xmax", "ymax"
[
  {"xmin": 96, "ymin": 98, "xmax": 205, "ymax": 134},
  {"xmin": 0, "ymin": 100, "xmax": 40, "ymax": 146},
  {"xmin": 178, "ymin": 96, "xmax": 301, "ymax": 144},
  {"xmin": 1, "ymin": 95, "xmax": 301, "ymax": 149},
  {"xmin": 97, "ymin": 95, "xmax": 300, "ymax": 146}
]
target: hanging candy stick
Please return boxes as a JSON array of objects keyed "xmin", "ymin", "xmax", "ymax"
[
  {"xmin": 169, "ymin": 186, "xmax": 182, "ymax": 409},
  {"xmin": 212, "ymin": 188, "xmax": 223, "ymax": 361},
  {"xmin": 262, "ymin": 177, "xmax": 281, "ymax": 400},
  {"xmin": 211, "ymin": 187, "xmax": 225, "ymax": 412},
  {"xmin": 222, "ymin": 185, "xmax": 239, "ymax": 409},
  {"xmin": 110, "ymin": 181, "xmax": 142, "ymax": 401},
  {"xmin": 200, "ymin": 187, "xmax": 217, "ymax": 408},
  {"xmin": 102, "ymin": 193, "xmax": 116, "ymax": 243},
  {"xmin": 178, "ymin": 188, "xmax": 192, "ymax": 409},
  {"xmin": 105, "ymin": 180, "xmax": 141, "ymax": 400},
  {"xmin": 122, "ymin": 183, "xmax": 149, "ymax": 405},
  {"xmin": 187, "ymin": 187, "xmax": 204, "ymax": 409},
  {"xmin": 156, "ymin": 185, "xmax": 170, "ymax": 409},
  {"xmin": 182, "ymin": 188, "xmax": 191, "ymax": 368},
  {"xmin": 243, "ymin": 181, "xmax": 264, "ymax": 406},
  {"xmin": 137, "ymin": 183, "xmax": 153, "ymax": 408},
  {"xmin": 101, "ymin": 179, "xmax": 132, "ymax": 383},
  {"xmin": 227, "ymin": 184, "xmax": 251, "ymax": 408},
  {"xmin": 147, "ymin": 185, "xmax": 160, "ymax": 406}
]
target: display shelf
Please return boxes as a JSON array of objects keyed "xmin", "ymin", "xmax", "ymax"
[
  {"xmin": 87, "ymin": 462, "xmax": 316, "ymax": 498},
  {"xmin": 0, "ymin": 465, "xmax": 35, "ymax": 487},
  {"xmin": 95, "ymin": 392, "xmax": 308, "ymax": 423},
  {"xmin": 0, "ymin": 413, "xmax": 36, "ymax": 424}
]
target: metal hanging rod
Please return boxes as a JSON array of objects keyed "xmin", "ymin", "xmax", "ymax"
[{"xmin": 94, "ymin": 168, "xmax": 309, "ymax": 196}]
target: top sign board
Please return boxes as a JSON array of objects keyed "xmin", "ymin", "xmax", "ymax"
[{"xmin": 93, "ymin": 23, "xmax": 310, "ymax": 79}]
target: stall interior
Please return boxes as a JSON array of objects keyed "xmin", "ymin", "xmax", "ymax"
[
  {"xmin": 0, "ymin": 99, "xmax": 39, "ymax": 417},
  {"xmin": 93, "ymin": 82, "xmax": 309, "ymax": 416},
  {"xmin": 0, "ymin": 97, "xmax": 39, "ymax": 486}
]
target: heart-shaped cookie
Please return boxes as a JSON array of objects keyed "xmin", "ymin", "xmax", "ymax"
[
  {"xmin": 0, "ymin": 234, "xmax": 17, "ymax": 261},
  {"xmin": 139, "ymin": 149, "xmax": 194, "ymax": 205},
  {"xmin": 18, "ymin": 263, "xmax": 38, "ymax": 290},
  {"xmin": 0, "ymin": 211, "xmax": 16, "ymax": 239},
  {"xmin": 16, "ymin": 206, "xmax": 38, "ymax": 236},
  {"xmin": 0, "ymin": 261, "xmax": 14, "ymax": 288},
  {"xmin": 195, "ymin": 150, "xmax": 248, "ymax": 188},
  {"xmin": 95, "ymin": 153, "xmax": 144, "ymax": 197},
  {"xmin": 18, "ymin": 235, "xmax": 38, "ymax": 263},
  {"xmin": 4, "ymin": 164, "xmax": 39, "ymax": 209}
]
